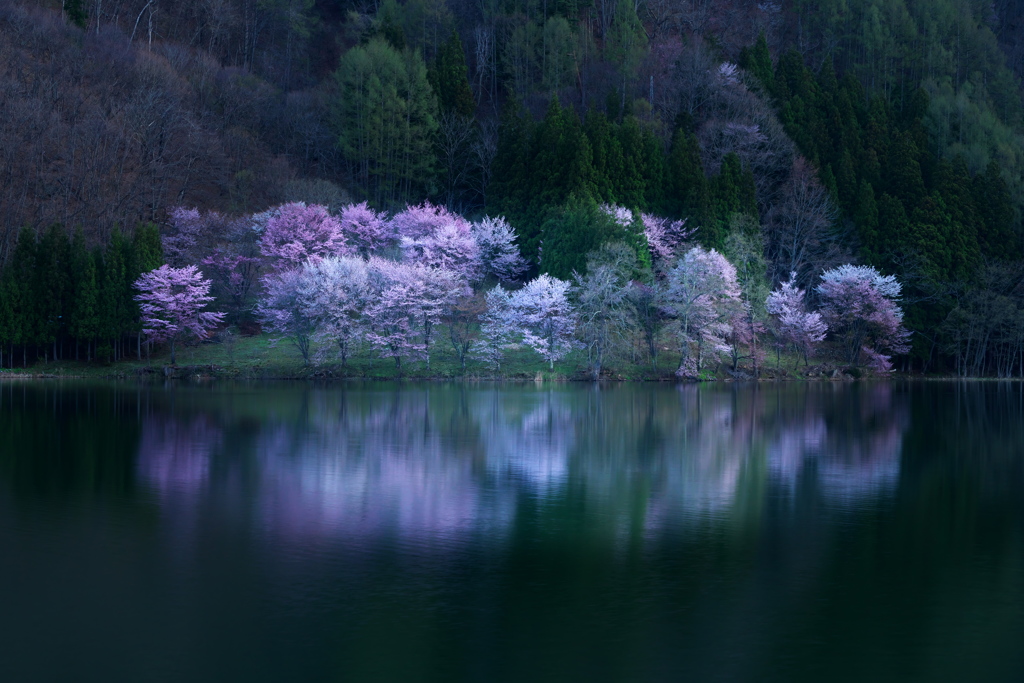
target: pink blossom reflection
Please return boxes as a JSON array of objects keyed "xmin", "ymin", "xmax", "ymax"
[{"xmin": 136, "ymin": 414, "xmax": 222, "ymax": 498}]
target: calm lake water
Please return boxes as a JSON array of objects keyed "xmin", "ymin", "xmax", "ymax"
[{"xmin": 1, "ymin": 381, "xmax": 1022, "ymax": 682}]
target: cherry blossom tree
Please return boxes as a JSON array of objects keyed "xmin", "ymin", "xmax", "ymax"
[
  {"xmin": 641, "ymin": 213, "xmax": 694, "ymax": 264},
  {"xmin": 164, "ymin": 207, "xmax": 263, "ymax": 320},
  {"xmin": 259, "ymin": 202, "xmax": 352, "ymax": 269},
  {"xmin": 473, "ymin": 285, "xmax": 520, "ymax": 371},
  {"xmin": 339, "ymin": 202, "xmax": 392, "ymax": 254},
  {"xmin": 364, "ymin": 259, "xmax": 422, "ymax": 371},
  {"xmin": 816, "ymin": 264, "xmax": 911, "ymax": 371},
  {"xmin": 257, "ymin": 269, "xmax": 317, "ymax": 364},
  {"xmin": 134, "ymin": 265, "xmax": 225, "ymax": 365},
  {"xmin": 471, "ymin": 216, "xmax": 528, "ymax": 283},
  {"xmin": 299, "ymin": 256, "xmax": 371, "ymax": 366},
  {"xmin": 625, "ymin": 282, "xmax": 664, "ymax": 368},
  {"xmin": 662, "ymin": 246, "xmax": 742, "ymax": 377},
  {"xmin": 401, "ymin": 220, "xmax": 482, "ymax": 283},
  {"xmin": 599, "ymin": 203, "xmax": 634, "ymax": 227},
  {"xmin": 446, "ymin": 292, "xmax": 487, "ymax": 372},
  {"xmin": 766, "ymin": 273, "xmax": 828, "ymax": 368},
  {"xmin": 573, "ymin": 243, "xmax": 634, "ymax": 379},
  {"xmin": 414, "ymin": 266, "xmax": 469, "ymax": 368},
  {"xmin": 363, "ymin": 259, "xmax": 467, "ymax": 372},
  {"xmin": 162, "ymin": 208, "xmax": 205, "ymax": 265},
  {"xmin": 513, "ymin": 274, "xmax": 579, "ymax": 369},
  {"xmin": 389, "ymin": 202, "xmax": 471, "ymax": 240}
]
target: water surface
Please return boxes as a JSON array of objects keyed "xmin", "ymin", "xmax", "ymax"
[{"xmin": 1, "ymin": 381, "xmax": 1022, "ymax": 682}]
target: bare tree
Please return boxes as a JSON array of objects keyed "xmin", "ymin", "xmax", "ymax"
[
  {"xmin": 435, "ymin": 110, "xmax": 478, "ymax": 211},
  {"xmin": 763, "ymin": 157, "xmax": 845, "ymax": 289}
]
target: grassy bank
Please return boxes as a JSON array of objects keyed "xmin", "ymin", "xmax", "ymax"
[{"xmin": 0, "ymin": 332, "xmax": 881, "ymax": 381}]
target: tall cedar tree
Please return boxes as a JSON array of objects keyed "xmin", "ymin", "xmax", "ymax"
[{"xmin": 428, "ymin": 31, "xmax": 475, "ymax": 117}]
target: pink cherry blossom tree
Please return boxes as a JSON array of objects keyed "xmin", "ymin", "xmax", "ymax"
[
  {"xmin": 662, "ymin": 246, "xmax": 742, "ymax": 377},
  {"xmin": 641, "ymin": 213, "xmax": 694, "ymax": 264},
  {"xmin": 259, "ymin": 202, "xmax": 353, "ymax": 269},
  {"xmin": 471, "ymin": 216, "xmax": 528, "ymax": 283},
  {"xmin": 389, "ymin": 202, "xmax": 470, "ymax": 240},
  {"xmin": 401, "ymin": 220, "xmax": 482, "ymax": 283},
  {"xmin": 766, "ymin": 272, "xmax": 828, "ymax": 368},
  {"xmin": 339, "ymin": 202, "xmax": 392, "ymax": 255},
  {"xmin": 512, "ymin": 274, "xmax": 579, "ymax": 369},
  {"xmin": 257, "ymin": 268, "xmax": 318, "ymax": 364},
  {"xmin": 815, "ymin": 264, "xmax": 911, "ymax": 371},
  {"xmin": 134, "ymin": 265, "xmax": 225, "ymax": 365},
  {"xmin": 363, "ymin": 259, "xmax": 467, "ymax": 372},
  {"xmin": 298, "ymin": 256, "xmax": 371, "ymax": 366}
]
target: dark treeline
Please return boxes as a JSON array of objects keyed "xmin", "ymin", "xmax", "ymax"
[
  {"xmin": 0, "ymin": 223, "xmax": 163, "ymax": 367},
  {"xmin": 1, "ymin": 0, "xmax": 1024, "ymax": 374}
]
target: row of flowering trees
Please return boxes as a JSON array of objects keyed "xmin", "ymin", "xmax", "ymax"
[{"xmin": 132, "ymin": 199, "xmax": 910, "ymax": 376}]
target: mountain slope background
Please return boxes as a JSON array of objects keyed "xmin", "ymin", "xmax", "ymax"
[{"xmin": 1, "ymin": 0, "xmax": 1023, "ymax": 372}]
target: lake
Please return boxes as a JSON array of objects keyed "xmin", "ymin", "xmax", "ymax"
[{"xmin": 1, "ymin": 381, "xmax": 1022, "ymax": 682}]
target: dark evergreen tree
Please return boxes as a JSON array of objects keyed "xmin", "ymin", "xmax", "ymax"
[
  {"xmin": 33, "ymin": 224, "xmax": 70, "ymax": 360},
  {"xmin": 69, "ymin": 230, "xmax": 99, "ymax": 361},
  {"xmin": 64, "ymin": 0, "xmax": 87, "ymax": 28},
  {"xmin": 739, "ymin": 33, "xmax": 775, "ymax": 96},
  {"xmin": 539, "ymin": 195, "xmax": 619, "ymax": 279},
  {"xmin": 664, "ymin": 128, "xmax": 709, "ymax": 220},
  {"xmin": 972, "ymin": 160, "xmax": 1018, "ymax": 259},
  {"xmin": 584, "ymin": 110, "xmax": 623, "ymax": 204},
  {"xmin": 615, "ymin": 116, "xmax": 647, "ymax": 209},
  {"xmin": 488, "ymin": 103, "xmax": 532, "ymax": 219},
  {"xmin": 854, "ymin": 180, "xmax": 879, "ymax": 260},
  {"xmin": 8, "ymin": 228, "xmax": 37, "ymax": 366},
  {"xmin": 428, "ymin": 31, "xmax": 476, "ymax": 117}
]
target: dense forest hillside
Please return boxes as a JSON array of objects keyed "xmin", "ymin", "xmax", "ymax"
[{"xmin": 1, "ymin": 0, "xmax": 1023, "ymax": 376}]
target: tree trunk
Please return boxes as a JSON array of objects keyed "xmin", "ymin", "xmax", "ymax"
[{"xmin": 170, "ymin": 339, "xmax": 176, "ymax": 365}]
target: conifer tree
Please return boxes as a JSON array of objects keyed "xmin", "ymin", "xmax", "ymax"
[
  {"xmin": 33, "ymin": 224, "xmax": 70, "ymax": 360},
  {"xmin": 9, "ymin": 228, "xmax": 37, "ymax": 365},
  {"xmin": 972, "ymin": 160, "xmax": 1018, "ymax": 259},
  {"xmin": 428, "ymin": 31, "xmax": 475, "ymax": 117},
  {"xmin": 886, "ymin": 131, "xmax": 926, "ymax": 209},
  {"xmin": 854, "ymin": 181, "xmax": 880, "ymax": 260},
  {"xmin": 98, "ymin": 232, "xmax": 127, "ymax": 359},
  {"xmin": 487, "ymin": 102, "xmax": 532, "ymax": 218},
  {"xmin": 584, "ymin": 110, "xmax": 622, "ymax": 204},
  {"xmin": 615, "ymin": 117, "xmax": 647, "ymax": 209},
  {"xmin": 665, "ymin": 128, "xmax": 708, "ymax": 220},
  {"xmin": 739, "ymin": 34, "xmax": 775, "ymax": 96},
  {"xmin": 64, "ymin": 0, "xmax": 87, "ymax": 28},
  {"xmin": 539, "ymin": 195, "xmax": 619, "ymax": 279},
  {"xmin": 69, "ymin": 230, "xmax": 99, "ymax": 361}
]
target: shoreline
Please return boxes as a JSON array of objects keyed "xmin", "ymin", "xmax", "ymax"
[{"xmin": 1, "ymin": 366, "xmax": 1020, "ymax": 382}]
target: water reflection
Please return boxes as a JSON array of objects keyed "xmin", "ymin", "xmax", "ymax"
[
  {"xmin": 3, "ymin": 381, "xmax": 1024, "ymax": 682},
  {"xmin": 129, "ymin": 383, "xmax": 911, "ymax": 542}
]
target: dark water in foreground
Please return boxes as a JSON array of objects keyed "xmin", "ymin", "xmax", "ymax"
[{"xmin": 1, "ymin": 381, "xmax": 1023, "ymax": 682}]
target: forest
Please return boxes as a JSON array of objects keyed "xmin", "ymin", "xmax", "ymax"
[{"xmin": 0, "ymin": 0, "xmax": 1023, "ymax": 377}]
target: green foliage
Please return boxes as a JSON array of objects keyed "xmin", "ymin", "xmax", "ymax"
[
  {"xmin": 374, "ymin": 0, "xmax": 407, "ymax": 50},
  {"xmin": 133, "ymin": 223, "xmax": 165, "ymax": 274},
  {"xmin": 604, "ymin": 0, "xmax": 647, "ymax": 87},
  {"xmin": 738, "ymin": 34, "xmax": 774, "ymax": 95},
  {"xmin": 428, "ymin": 30, "xmax": 475, "ymax": 116},
  {"xmin": 69, "ymin": 230, "xmax": 99, "ymax": 347},
  {"xmin": 664, "ymin": 127, "xmax": 709, "ymax": 222},
  {"xmin": 64, "ymin": 0, "xmax": 87, "ymax": 28},
  {"xmin": 539, "ymin": 195, "xmax": 620, "ymax": 279},
  {"xmin": 33, "ymin": 224, "xmax": 70, "ymax": 348},
  {"xmin": 333, "ymin": 38, "xmax": 439, "ymax": 207}
]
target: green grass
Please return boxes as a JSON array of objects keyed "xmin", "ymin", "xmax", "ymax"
[{"xmin": 0, "ymin": 331, "xmax": 868, "ymax": 381}]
